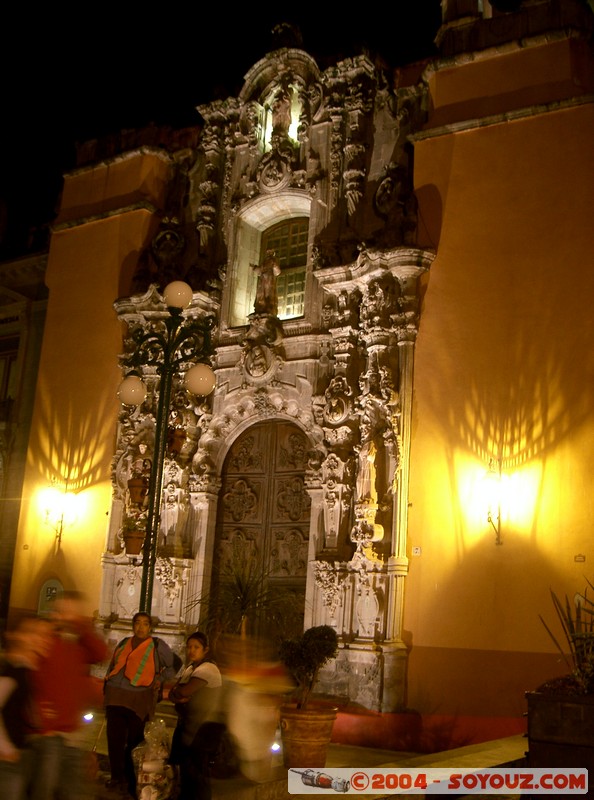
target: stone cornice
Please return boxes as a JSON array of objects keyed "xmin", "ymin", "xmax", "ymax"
[
  {"xmin": 410, "ymin": 93, "xmax": 594, "ymax": 143},
  {"xmin": 430, "ymin": 25, "xmax": 590, "ymax": 74},
  {"xmin": 51, "ymin": 201, "xmax": 160, "ymax": 232},
  {"xmin": 66, "ymin": 146, "xmax": 172, "ymax": 179},
  {"xmin": 314, "ymin": 247, "xmax": 435, "ymax": 291}
]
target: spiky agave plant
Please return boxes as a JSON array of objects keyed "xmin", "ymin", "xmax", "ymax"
[{"xmin": 539, "ymin": 579, "xmax": 594, "ymax": 694}]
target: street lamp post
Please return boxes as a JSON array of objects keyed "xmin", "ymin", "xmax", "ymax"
[{"xmin": 118, "ymin": 281, "xmax": 216, "ymax": 615}]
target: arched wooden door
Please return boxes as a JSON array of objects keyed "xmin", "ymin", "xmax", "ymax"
[{"xmin": 212, "ymin": 421, "xmax": 311, "ymax": 643}]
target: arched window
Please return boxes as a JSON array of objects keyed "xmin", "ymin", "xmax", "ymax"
[
  {"xmin": 226, "ymin": 194, "xmax": 311, "ymax": 328},
  {"xmin": 261, "ymin": 218, "xmax": 308, "ymax": 319}
]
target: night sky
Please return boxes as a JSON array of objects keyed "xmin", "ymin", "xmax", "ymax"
[{"xmin": 0, "ymin": 4, "xmax": 442, "ymax": 255}]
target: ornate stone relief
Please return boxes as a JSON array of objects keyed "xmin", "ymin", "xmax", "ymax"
[
  {"xmin": 107, "ymin": 287, "xmax": 217, "ymax": 576},
  {"xmin": 313, "ymin": 560, "xmax": 346, "ymax": 618},
  {"xmin": 320, "ymin": 452, "xmax": 352, "ymax": 550},
  {"xmin": 101, "ymin": 37, "xmax": 438, "ymax": 712},
  {"xmin": 154, "ymin": 558, "xmax": 189, "ymax": 607}
]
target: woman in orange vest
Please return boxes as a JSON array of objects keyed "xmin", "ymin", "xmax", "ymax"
[{"xmin": 103, "ymin": 612, "xmax": 181, "ymax": 796}]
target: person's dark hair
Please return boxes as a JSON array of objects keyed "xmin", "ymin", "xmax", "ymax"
[
  {"xmin": 132, "ymin": 612, "xmax": 152, "ymax": 628},
  {"xmin": 187, "ymin": 631, "xmax": 216, "ymax": 663},
  {"xmin": 187, "ymin": 631, "xmax": 208, "ymax": 649}
]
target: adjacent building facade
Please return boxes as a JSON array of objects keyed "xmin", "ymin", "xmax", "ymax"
[{"xmin": 5, "ymin": 0, "xmax": 594, "ymax": 750}]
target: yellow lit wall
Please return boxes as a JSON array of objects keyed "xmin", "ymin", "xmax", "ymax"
[
  {"xmin": 9, "ymin": 151, "xmax": 170, "ymax": 617},
  {"xmin": 407, "ymin": 38, "xmax": 594, "ymax": 727}
]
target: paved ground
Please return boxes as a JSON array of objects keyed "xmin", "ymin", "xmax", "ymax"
[{"xmin": 80, "ymin": 702, "xmax": 528, "ymax": 799}]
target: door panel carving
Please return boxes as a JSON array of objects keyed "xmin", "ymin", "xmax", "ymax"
[{"xmin": 213, "ymin": 421, "xmax": 309, "ymax": 641}]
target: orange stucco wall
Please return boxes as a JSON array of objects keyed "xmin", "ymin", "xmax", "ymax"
[
  {"xmin": 426, "ymin": 37, "xmax": 594, "ymax": 127},
  {"xmin": 9, "ymin": 151, "xmax": 170, "ymax": 616},
  {"xmin": 57, "ymin": 149, "xmax": 171, "ymax": 225},
  {"xmin": 406, "ymin": 90, "xmax": 594, "ymax": 728}
]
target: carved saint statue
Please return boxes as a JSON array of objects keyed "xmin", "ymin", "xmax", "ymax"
[
  {"xmin": 356, "ymin": 439, "xmax": 377, "ymax": 504},
  {"xmin": 252, "ymin": 250, "xmax": 281, "ymax": 316},
  {"xmin": 272, "ymin": 84, "xmax": 292, "ymax": 137}
]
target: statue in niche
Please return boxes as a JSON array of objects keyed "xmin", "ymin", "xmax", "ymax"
[
  {"xmin": 356, "ymin": 439, "xmax": 377, "ymax": 505},
  {"xmin": 354, "ymin": 374, "xmax": 385, "ymax": 508},
  {"xmin": 161, "ymin": 482, "xmax": 181, "ymax": 548},
  {"xmin": 252, "ymin": 250, "xmax": 281, "ymax": 315},
  {"xmin": 272, "ymin": 83, "xmax": 292, "ymax": 138}
]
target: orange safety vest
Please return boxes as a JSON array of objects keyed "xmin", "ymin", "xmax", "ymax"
[{"xmin": 107, "ymin": 637, "xmax": 156, "ymax": 687}]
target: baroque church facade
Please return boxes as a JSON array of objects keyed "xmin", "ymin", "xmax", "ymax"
[
  {"xmin": 105, "ymin": 36, "xmax": 430, "ymax": 715},
  {"xmin": 4, "ymin": 0, "xmax": 594, "ymax": 748}
]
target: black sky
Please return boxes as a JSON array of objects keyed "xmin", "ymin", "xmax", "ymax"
[{"xmin": 0, "ymin": 4, "xmax": 442, "ymax": 254}]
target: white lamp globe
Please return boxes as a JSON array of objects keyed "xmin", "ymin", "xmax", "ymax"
[
  {"xmin": 184, "ymin": 363, "xmax": 216, "ymax": 396},
  {"xmin": 163, "ymin": 281, "xmax": 193, "ymax": 309},
  {"xmin": 118, "ymin": 375, "xmax": 147, "ymax": 405}
]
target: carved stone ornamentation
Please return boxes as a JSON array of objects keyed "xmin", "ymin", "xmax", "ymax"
[
  {"xmin": 196, "ymin": 167, "xmax": 220, "ymax": 250},
  {"xmin": 324, "ymin": 375, "xmax": 354, "ymax": 426},
  {"xmin": 313, "ymin": 560, "xmax": 346, "ymax": 618},
  {"xmin": 258, "ymin": 148, "xmax": 293, "ymax": 192},
  {"xmin": 132, "ymin": 218, "xmax": 188, "ymax": 293},
  {"xmin": 348, "ymin": 548, "xmax": 385, "ymax": 638},
  {"xmin": 101, "ymin": 35, "xmax": 435, "ymax": 711},
  {"xmin": 344, "ymin": 149, "xmax": 367, "ymax": 216},
  {"xmin": 373, "ymin": 161, "xmax": 418, "ymax": 247},
  {"xmin": 359, "ymin": 277, "xmax": 398, "ymax": 331},
  {"xmin": 323, "ymin": 425, "xmax": 354, "ymax": 448},
  {"xmin": 154, "ymin": 557, "xmax": 188, "ymax": 607},
  {"xmin": 320, "ymin": 453, "xmax": 352, "ymax": 549}
]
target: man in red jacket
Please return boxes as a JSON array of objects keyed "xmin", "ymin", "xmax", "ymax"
[{"xmin": 29, "ymin": 591, "xmax": 108, "ymax": 800}]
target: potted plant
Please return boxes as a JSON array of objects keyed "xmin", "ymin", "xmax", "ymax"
[
  {"xmin": 526, "ymin": 580, "xmax": 594, "ymax": 784},
  {"xmin": 278, "ymin": 625, "xmax": 339, "ymax": 768},
  {"xmin": 121, "ymin": 515, "xmax": 146, "ymax": 555},
  {"xmin": 184, "ymin": 557, "xmax": 299, "ymax": 781},
  {"xmin": 185, "ymin": 552, "xmax": 299, "ymax": 645}
]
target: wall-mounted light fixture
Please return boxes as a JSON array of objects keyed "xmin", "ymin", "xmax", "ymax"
[
  {"xmin": 485, "ymin": 458, "xmax": 503, "ymax": 546},
  {"xmin": 40, "ymin": 479, "xmax": 79, "ymax": 547}
]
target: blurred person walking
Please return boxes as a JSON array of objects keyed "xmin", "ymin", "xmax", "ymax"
[
  {"xmin": 103, "ymin": 612, "xmax": 181, "ymax": 797},
  {"xmin": 0, "ymin": 614, "xmax": 51, "ymax": 799},
  {"xmin": 28, "ymin": 590, "xmax": 108, "ymax": 800},
  {"xmin": 168, "ymin": 632, "xmax": 223, "ymax": 800}
]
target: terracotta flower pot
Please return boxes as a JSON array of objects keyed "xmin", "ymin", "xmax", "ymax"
[
  {"xmin": 128, "ymin": 476, "xmax": 149, "ymax": 507},
  {"xmin": 123, "ymin": 529, "xmax": 145, "ymax": 555},
  {"xmin": 526, "ymin": 689, "xmax": 594, "ymax": 789},
  {"xmin": 279, "ymin": 704, "xmax": 337, "ymax": 768}
]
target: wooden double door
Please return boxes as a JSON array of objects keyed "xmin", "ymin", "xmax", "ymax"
[{"xmin": 212, "ymin": 421, "xmax": 311, "ymax": 643}]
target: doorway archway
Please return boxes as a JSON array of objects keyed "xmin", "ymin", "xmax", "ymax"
[{"xmin": 211, "ymin": 420, "xmax": 311, "ymax": 643}]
